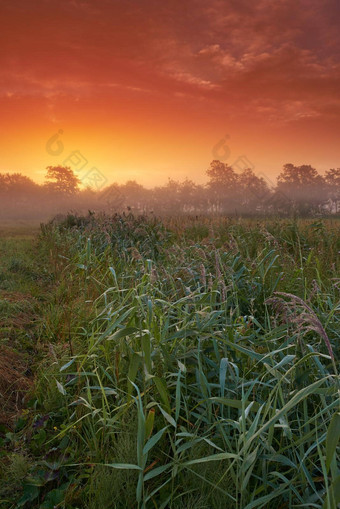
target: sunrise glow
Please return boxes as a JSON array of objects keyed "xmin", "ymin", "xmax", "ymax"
[{"xmin": 1, "ymin": 0, "xmax": 340, "ymax": 186}]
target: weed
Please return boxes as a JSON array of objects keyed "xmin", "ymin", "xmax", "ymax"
[{"xmin": 1, "ymin": 214, "xmax": 339, "ymax": 508}]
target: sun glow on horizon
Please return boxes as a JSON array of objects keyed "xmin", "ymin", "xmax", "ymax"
[{"xmin": 1, "ymin": 0, "xmax": 340, "ymax": 186}]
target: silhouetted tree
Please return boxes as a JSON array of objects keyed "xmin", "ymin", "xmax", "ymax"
[
  {"xmin": 121, "ymin": 180, "xmax": 147, "ymax": 212},
  {"xmin": 238, "ymin": 168, "xmax": 271, "ymax": 211},
  {"xmin": 0, "ymin": 173, "xmax": 41, "ymax": 218},
  {"xmin": 276, "ymin": 164, "xmax": 326, "ymax": 215},
  {"xmin": 325, "ymin": 168, "xmax": 340, "ymax": 213},
  {"xmin": 44, "ymin": 166, "xmax": 80, "ymax": 195},
  {"xmin": 0, "ymin": 173, "xmax": 39, "ymax": 196},
  {"xmin": 178, "ymin": 179, "xmax": 201, "ymax": 212},
  {"xmin": 0, "ymin": 161, "xmax": 339, "ymax": 219},
  {"xmin": 206, "ymin": 160, "xmax": 239, "ymax": 212},
  {"xmin": 151, "ymin": 179, "xmax": 182, "ymax": 214},
  {"xmin": 99, "ymin": 183, "xmax": 126, "ymax": 212}
]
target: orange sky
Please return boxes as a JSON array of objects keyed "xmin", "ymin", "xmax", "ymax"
[{"xmin": 1, "ymin": 0, "xmax": 340, "ymax": 188}]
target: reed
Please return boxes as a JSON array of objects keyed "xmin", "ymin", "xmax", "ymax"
[{"xmin": 1, "ymin": 214, "xmax": 339, "ymax": 508}]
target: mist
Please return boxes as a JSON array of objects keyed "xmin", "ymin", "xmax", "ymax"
[{"xmin": 0, "ymin": 161, "xmax": 339, "ymax": 222}]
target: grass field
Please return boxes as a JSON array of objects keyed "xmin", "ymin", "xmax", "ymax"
[{"xmin": 0, "ymin": 214, "xmax": 339, "ymax": 508}]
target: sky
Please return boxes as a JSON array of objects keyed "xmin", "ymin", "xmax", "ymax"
[{"xmin": 1, "ymin": 0, "xmax": 340, "ymax": 188}]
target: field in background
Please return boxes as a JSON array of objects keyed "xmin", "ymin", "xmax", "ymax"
[
  {"xmin": 0, "ymin": 214, "xmax": 339, "ymax": 508},
  {"xmin": 0, "ymin": 221, "xmax": 41, "ymax": 239}
]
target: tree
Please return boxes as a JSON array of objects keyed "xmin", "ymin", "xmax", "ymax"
[
  {"xmin": 276, "ymin": 163, "xmax": 326, "ymax": 215},
  {"xmin": 238, "ymin": 168, "xmax": 271, "ymax": 211},
  {"xmin": 325, "ymin": 168, "xmax": 340, "ymax": 213},
  {"xmin": 0, "ymin": 172, "xmax": 42, "ymax": 219},
  {"xmin": 151, "ymin": 179, "xmax": 182, "ymax": 214},
  {"xmin": 44, "ymin": 166, "xmax": 80, "ymax": 195},
  {"xmin": 206, "ymin": 160, "xmax": 239, "ymax": 212},
  {"xmin": 179, "ymin": 179, "xmax": 206, "ymax": 212},
  {"xmin": 0, "ymin": 172, "xmax": 39, "ymax": 195},
  {"xmin": 121, "ymin": 180, "xmax": 147, "ymax": 212}
]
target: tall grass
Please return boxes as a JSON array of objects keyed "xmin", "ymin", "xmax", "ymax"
[{"xmin": 6, "ymin": 214, "xmax": 339, "ymax": 508}]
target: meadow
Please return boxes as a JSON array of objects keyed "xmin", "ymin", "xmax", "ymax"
[{"xmin": 0, "ymin": 214, "xmax": 339, "ymax": 508}]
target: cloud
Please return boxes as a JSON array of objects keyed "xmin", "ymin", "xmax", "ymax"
[{"xmin": 0, "ymin": 0, "xmax": 339, "ymax": 126}]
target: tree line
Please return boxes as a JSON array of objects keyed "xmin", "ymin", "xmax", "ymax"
[{"xmin": 0, "ymin": 161, "xmax": 339, "ymax": 219}]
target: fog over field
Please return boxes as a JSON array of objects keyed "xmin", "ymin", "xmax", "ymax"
[{"xmin": 1, "ymin": 162, "xmax": 339, "ymax": 220}]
